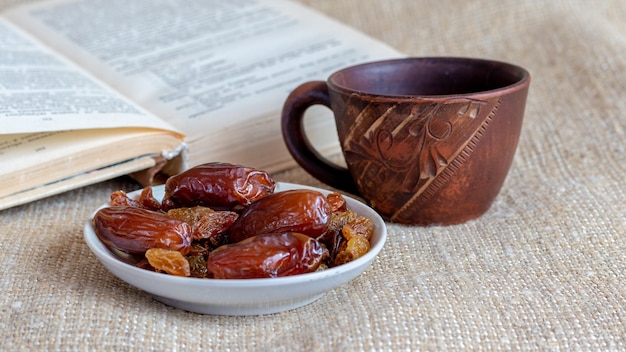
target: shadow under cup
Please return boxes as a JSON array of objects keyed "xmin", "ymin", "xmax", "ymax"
[{"xmin": 282, "ymin": 57, "xmax": 531, "ymax": 225}]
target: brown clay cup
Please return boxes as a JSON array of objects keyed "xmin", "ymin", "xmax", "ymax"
[{"xmin": 281, "ymin": 57, "xmax": 530, "ymax": 225}]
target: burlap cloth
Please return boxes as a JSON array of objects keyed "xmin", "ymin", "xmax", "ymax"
[{"xmin": 2, "ymin": 0, "xmax": 626, "ymax": 350}]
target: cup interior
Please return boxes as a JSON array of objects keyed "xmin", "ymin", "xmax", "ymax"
[{"xmin": 329, "ymin": 57, "xmax": 529, "ymax": 97}]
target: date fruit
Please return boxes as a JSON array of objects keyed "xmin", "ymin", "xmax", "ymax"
[
  {"xmin": 227, "ymin": 189, "xmax": 331, "ymax": 243},
  {"xmin": 206, "ymin": 232, "xmax": 327, "ymax": 279},
  {"xmin": 93, "ymin": 206, "xmax": 192, "ymax": 254},
  {"xmin": 161, "ymin": 162, "xmax": 275, "ymax": 210}
]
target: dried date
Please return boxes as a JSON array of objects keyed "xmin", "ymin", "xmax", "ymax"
[
  {"xmin": 206, "ymin": 232, "xmax": 328, "ymax": 279},
  {"xmin": 227, "ymin": 189, "xmax": 331, "ymax": 243},
  {"xmin": 161, "ymin": 162, "xmax": 275, "ymax": 211},
  {"xmin": 93, "ymin": 206, "xmax": 192, "ymax": 254}
]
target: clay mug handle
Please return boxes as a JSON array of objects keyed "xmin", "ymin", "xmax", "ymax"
[{"xmin": 281, "ymin": 81, "xmax": 359, "ymax": 195}]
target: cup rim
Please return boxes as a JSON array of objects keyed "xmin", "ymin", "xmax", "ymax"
[{"xmin": 327, "ymin": 56, "xmax": 531, "ymax": 99}]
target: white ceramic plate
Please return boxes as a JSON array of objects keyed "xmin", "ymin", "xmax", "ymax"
[{"xmin": 84, "ymin": 182, "xmax": 387, "ymax": 315}]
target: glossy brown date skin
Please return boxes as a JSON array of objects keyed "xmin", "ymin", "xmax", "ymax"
[
  {"xmin": 207, "ymin": 232, "xmax": 327, "ymax": 279},
  {"xmin": 161, "ymin": 162, "xmax": 275, "ymax": 211},
  {"xmin": 93, "ymin": 206, "xmax": 192, "ymax": 255},
  {"xmin": 227, "ymin": 189, "xmax": 331, "ymax": 243}
]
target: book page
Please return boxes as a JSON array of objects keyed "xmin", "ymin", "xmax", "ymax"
[
  {"xmin": 0, "ymin": 155, "xmax": 156, "ymax": 211},
  {"xmin": 0, "ymin": 17, "xmax": 180, "ymax": 135},
  {"xmin": 0, "ymin": 128, "xmax": 184, "ymax": 175},
  {"xmin": 4, "ymin": 0, "xmax": 402, "ymax": 142}
]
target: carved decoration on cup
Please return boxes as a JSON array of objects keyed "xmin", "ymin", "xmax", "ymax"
[{"xmin": 341, "ymin": 96, "xmax": 499, "ymax": 212}]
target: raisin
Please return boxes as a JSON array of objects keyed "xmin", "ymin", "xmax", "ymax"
[
  {"xmin": 137, "ymin": 186, "xmax": 162, "ymax": 210},
  {"xmin": 342, "ymin": 215, "xmax": 374, "ymax": 241},
  {"xmin": 166, "ymin": 206, "xmax": 237, "ymax": 246},
  {"xmin": 193, "ymin": 211, "xmax": 237, "ymax": 244},
  {"xmin": 334, "ymin": 236, "xmax": 370, "ymax": 266},
  {"xmin": 109, "ymin": 187, "xmax": 161, "ymax": 211},
  {"xmin": 333, "ymin": 216, "xmax": 374, "ymax": 265},
  {"xmin": 110, "ymin": 190, "xmax": 142, "ymax": 208},
  {"xmin": 317, "ymin": 210, "xmax": 357, "ymax": 264},
  {"xmin": 326, "ymin": 192, "xmax": 347, "ymax": 212},
  {"xmin": 185, "ymin": 241, "xmax": 211, "ymax": 278},
  {"xmin": 166, "ymin": 206, "xmax": 215, "ymax": 225},
  {"xmin": 145, "ymin": 248, "xmax": 191, "ymax": 277}
]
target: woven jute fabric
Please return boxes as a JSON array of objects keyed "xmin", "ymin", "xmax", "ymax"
[{"xmin": 2, "ymin": 0, "xmax": 626, "ymax": 350}]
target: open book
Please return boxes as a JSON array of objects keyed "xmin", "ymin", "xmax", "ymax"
[{"xmin": 0, "ymin": 0, "xmax": 402, "ymax": 210}]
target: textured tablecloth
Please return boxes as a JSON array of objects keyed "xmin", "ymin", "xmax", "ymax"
[{"xmin": 2, "ymin": 0, "xmax": 626, "ymax": 350}]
